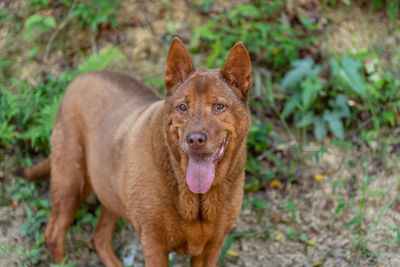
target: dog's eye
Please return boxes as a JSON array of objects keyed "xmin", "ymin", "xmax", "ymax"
[
  {"xmin": 214, "ymin": 103, "xmax": 227, "ymax": 113},
  {"xmin": 177, "ymin": 103, "xmax": 188, "ymax": 112}
]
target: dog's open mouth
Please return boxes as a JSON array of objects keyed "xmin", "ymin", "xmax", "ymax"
[{"xmin": 186, "ymin": 136, "xmax": 228, "ymax": 194}]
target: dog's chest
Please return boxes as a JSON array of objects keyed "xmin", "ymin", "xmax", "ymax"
[{"xmin": 171, "ymin": 221, "xmax": 214, "ymax": 255}]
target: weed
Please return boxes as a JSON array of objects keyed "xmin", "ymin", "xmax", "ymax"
[
  {"xmin": 0, "ymin": 245, "xmax": 14, "ymax": 260},
  {"xmin": 333, "ymin": 165, "xmax": 399, "ymax": 263},
  {"xmin": 50, "ymin": 257, "xmax": 77, "ymax": 267}
]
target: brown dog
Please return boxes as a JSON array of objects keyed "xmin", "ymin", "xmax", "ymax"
[{"xmin": 19, "ymin": 37, "xmax": 252, "ymax": 266}]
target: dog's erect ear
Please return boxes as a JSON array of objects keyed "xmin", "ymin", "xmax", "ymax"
[
  {"xmin": 221, "ymin": 42, "xmax": 252, "ymax": 100},
  {"xmin": 164, "ymin": 37, "xmax": 195, "ymax": 95}
]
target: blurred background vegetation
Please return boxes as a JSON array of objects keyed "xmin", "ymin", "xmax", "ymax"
[{"xmin": 0, "ymin": 0, "xmax": 400, "ymax": 266}]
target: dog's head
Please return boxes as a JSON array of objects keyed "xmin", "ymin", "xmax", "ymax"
[{"xmin": 163, "ymin": 38, "xmax": 251, "ymax": 194}]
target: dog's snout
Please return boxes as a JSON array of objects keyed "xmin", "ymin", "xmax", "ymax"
[{"xmin": 186, "ymin": 132, "xmax": 208, "ymax": 147}]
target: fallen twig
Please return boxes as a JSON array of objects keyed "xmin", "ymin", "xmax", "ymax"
[{"xmin": 44, "ymin": 0, "xmax": 77, "ymax": 60}]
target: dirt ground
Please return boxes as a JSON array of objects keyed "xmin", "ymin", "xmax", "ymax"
[
  {"xmin": 2, "ymin": 143, "xmax": 400, "ymax": 267},
  {"xmin": 1, "ymin": 1, "xmax": 400, "ymax": 266}
]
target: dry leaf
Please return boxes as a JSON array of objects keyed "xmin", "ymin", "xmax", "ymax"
[
  {"xmin": 311, "ymin": 261, "xmax": 323, "ymax": 266},
  {"xmin": 274, "ymin": 233, "xmax": 283, "ymax": 241},
  {"xmin": 306, "ymin": 236, "xmax": 317, "ymax": 246},
  {"xmin": 227, "ymin": 249, "xmax": 239, "ymax": 257},
  {"xmin": 269, "ymin": 179, "xmax": 282, "ymax": 188},
  {"xmin": 11, "ymin": 200, "xmax": 18, "ymax": 208},
  {"xmin": 324, "ymin": 169, "xmax": 335, "ymax": 175},
  {"xmin": 314, "ymin": 174, "xmax": 324, "ymax": 181},
  {"xmin": 270, "ymin": 213, "xmax": 282, "ymax": 224}
]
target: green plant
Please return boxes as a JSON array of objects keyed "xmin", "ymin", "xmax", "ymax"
[
  {"xmin": 50, "ymin": 259, "xmax": 77, "ymax": 267},
  {"xmin": 27, "ymin": 0, "xmax": 50, "ymax": 10},
  {"xmin": 247, "ymin": 199, "xmax": 268, "ymax": 211},
  {"xmin": 285, "ymin": 229, "xmax": 297, "ymax": 240},
  {"xmin": 281, "ymin": 58, "xmax": 351, "ymax": 141},
  {"xmin": 190, "ymin": 1, "xmax": 316, "ymax": 71},
  {"xmin": 333, "ymin": 165, "xmax": 398, "ymax": 262},
  {"xmin": 71, "ymin": 0, "xmax": 119, "ymax": 31},
  {"xmin": 24, "ymin": 13, "xmax": 56, "ymax": 39},
  {"xmin": 0, "ymin": 245, "xmax": 14, "ymax": 260},
  {"xmin": 362, "ymin": 58, "xmax": 399, "ymax": 131},
  {"xmin": 217, "ymin": 232, "xmax": 256, "ymax": 264},
  {"xmin": 0, "ymin": 47, "xmax": 126, "ymax": 265},
  {"xmin": 246, "ymin": 123, "xmax": 275, "ymax": 181},
  {"xmin": 195, "ymin": 0, "xmax": 215, "ymax": 13},
  {"xmin": 284, "ymin": 201, "xmax": 296, "ymax": 221},
  {"xmin": 0, "ymin": 47, "xmax": 125, "ymax": 154},
  {"xmin": 0, "ymin": 88, "xmax": 19, "ymax": 147},
  {"xmin": 17, "ymin": 238, "xmax": 44, "ymax": 266}
]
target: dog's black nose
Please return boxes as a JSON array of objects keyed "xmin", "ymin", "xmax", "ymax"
[{"xmin": 186, "ymin": 132, "xmax": 207, "ymax": 147}]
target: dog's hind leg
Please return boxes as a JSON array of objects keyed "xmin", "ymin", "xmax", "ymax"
[
  {"xmin": 92, "ymin": 205, "xmax": 123, "ymax": 267},
  {"xmin": 45, "ymin": 127, "xmax": 91, "ymax": 263}
]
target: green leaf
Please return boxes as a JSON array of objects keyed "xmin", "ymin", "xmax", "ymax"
[
  {"xmin": 330, "ymin": 140, "xmax": 353, "ymax": 148},
  {"xmin": 217, "ymin": 234, "xmax": 234, "ymax": 264},
  {"xmin": 24, "ymin": 14, "xmax": 56, "ymax": 39},
  {"xmin": 43, "ymin": 16, "xmax": 56, "ymax": 28},
  {"xmin": 313, "ymin": 118, "xmax": 327, "ymax": 141},
  {"xmin": 323, "ymin": 111, "xmax": 344, "ymax": 140},
  {"xmin": 244, "ymin": 179, "xmax": 260, "ymax": 193},
  {"xmin": 330, "ymin": 55, "xmax": 365, "ymax": 97},
  {"xmin": 329, "ymin": 94, "xmax": 350, "ymax": 118},
  {"xmin": 205, "ymin": 39, "xmax": 221, "ymax": 68},
  {"xmin": 230, "ymin": 4, "xmax": 261, "ymax": 19},
  {"xmin": 300, "ymin": 75, "xmax": 323, "ymax": 108},
  {"xmin": 218, "ymin": 231, "xmax": 256, "ymax": 263},
  {"xmin": 387, "ymin": 1, "xmax": 399, "ymax": 23},
  {"xmin": 282, "ymin": 58, "xmax": 314, "ymax": 89},
  {"xmin": 28, "ymin": 47, "xmax": 40, "ymax": 58},
  {"xmin": 78, "ymin": 47, "xmax": 125, "ymax": 73},
  {"xmin": 382, "ymin": 110, "xmax": 395, "ymax": 126},
  {"xmin": 295, "ymin": 111, "xmax": 315, "ymax": 127},
  {"xmin": 397, "ymin": 230, "xmax": 400, "ymax": 247},
  {"xmin": 282, "ymin": 92, "xmax": 301, "ymax": 118},
  {"xmin": 285, "ymin": 229, "xmax": 297, "ymax": 240},
  {"xmin": 362, "ymin": 174, "xmax": 372, "ymax": 192},
  {"xmin": 344, "ymin": 214, "xmax": 361, "ymax": 230},
  {"xmin": 248, "ymin": 200, "xmax": 268, "ymax": 211},
  {"xmin": 299, "ymin": 233, "xmax": 308, "ymax": 242},
  {"xmin": 284, "ymin": 201, "xmax": 296, "ymax": 220}
]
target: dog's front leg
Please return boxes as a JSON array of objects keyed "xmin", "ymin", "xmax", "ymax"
[
  {"xmin": 141, "ymin": 238, "xmax": 169, "ymax": 267},
  {"xmin": 190, "ymin": 238, "xmax": 225, "ymax": 267}
]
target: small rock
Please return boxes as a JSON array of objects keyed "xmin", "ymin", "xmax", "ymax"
[{"xmin": 0, "ymin": 214, "xmax": 9, "ymax": 224}]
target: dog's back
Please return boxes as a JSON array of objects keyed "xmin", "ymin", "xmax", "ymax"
[{"xmin": 52, "ymin": 70, "xmax": 164, "ymax": 214}]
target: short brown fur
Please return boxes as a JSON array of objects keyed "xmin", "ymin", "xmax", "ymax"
[{"xmin": 20, "ymin": 38, "xmax": 252, "ymax": 266}]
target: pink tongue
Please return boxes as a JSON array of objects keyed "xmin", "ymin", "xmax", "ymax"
[{"xmin": 186, "ymin": 155, "xmax": 215, "ymax": 194}]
